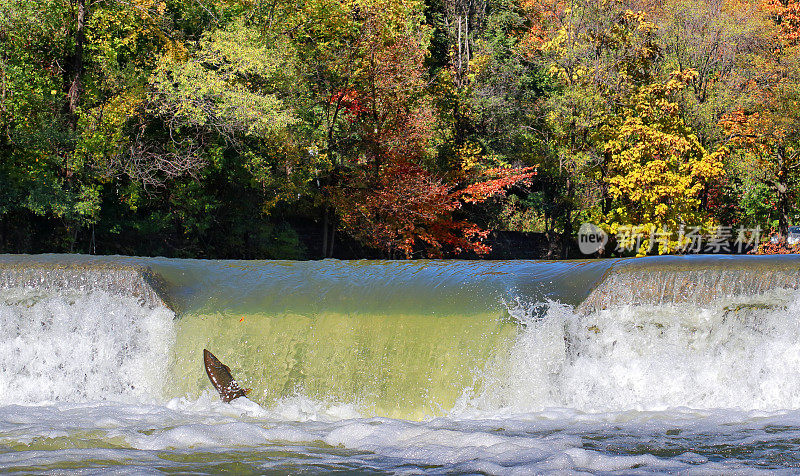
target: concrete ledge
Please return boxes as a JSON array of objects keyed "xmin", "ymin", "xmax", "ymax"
[
  {"xmin": 578, "ymin": 256, "xmax": 800, "ymax": 312},
  {"xmin": 0, "ymin": 258, "xmax": 169, "ymax": 309}
]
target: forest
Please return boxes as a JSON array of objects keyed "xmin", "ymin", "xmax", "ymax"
[{"xmin": 1, "ymin": 0, "xmax": 799, "ymax": 259}]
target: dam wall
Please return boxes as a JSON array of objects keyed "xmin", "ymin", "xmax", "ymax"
[
  {"xmin": 3, "ymin": 254, "xmax": 800, "ymax": 416},
  {"xmin": 578, "ymin": 255, "xmax": 800, "ymax": 312},
  {"xmin": 0, "ymin": 255, "xmax": 167, "ymax": 309}
]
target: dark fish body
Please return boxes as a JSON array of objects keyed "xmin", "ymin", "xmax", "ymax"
[{"xmin": 203, "ymin": 349, "xmax": 249, "ymax": 402}]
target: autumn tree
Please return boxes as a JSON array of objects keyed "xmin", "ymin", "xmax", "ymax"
[
  {"xmin": 715, "ymin": 0, "xmax": 800, "ymax": 235},
  {"xmin": 524, "ymin": 3, "xmax": 664, "ymax": 251},
  {"xmin": 764, "ymin": 0, "xmax": 800, "ymax": 45},
  {"xmin": 720, "ymin": 56, "xmax": 800, "ymax": 234},
  {"xmin": 318, "ymin": 0, "xmax": 537, "ymax": 257},
  {"xmin": 0, "ymin": 0, "xmax": 188, "ymax": 249},
  {"xmin": 0, "ymin": 0, "xmax": 306, "ymax": 256},
  {"xmin": 323, "ymin": 0, "xmax": 483, "ymax": 258},
  {"xmin": 149, "ymin": 20, "xmax": 302, "ymax": 195},
  {"xmin": 418, "ymin": 0, "xmax": 551, "ymax": 247},
  {"xmin": 656, "ymin": 0, "xmax": 770, "ymax": 148},
  {"xmin": 603, "ymin": 69, "xmax": 726, "ymax": 254}
]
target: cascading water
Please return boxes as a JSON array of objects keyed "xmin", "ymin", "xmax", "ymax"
[
  {"xmin": 0, "ymin": 287, "xmax": 174, "ymax": 404},
  {"xmin": 2, "ymin": 253, "xmax": 800, "ymax": 473},
  {"xmin": 463, "ymin": 289, "xmax": 800, "ymax": 414}
]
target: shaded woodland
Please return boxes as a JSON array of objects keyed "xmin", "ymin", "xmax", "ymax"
[{"xmin": 1, "ymin": 0, "xmax": 799, "ymax": 258}]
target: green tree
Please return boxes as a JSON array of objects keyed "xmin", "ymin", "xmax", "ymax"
[
  {"xmin": 530, "ymin": 4, "xmax": 663, "ymax": 247},
  {"xmin": 148, "ymin": 20, "xmax": 306, "ymax": 204}
]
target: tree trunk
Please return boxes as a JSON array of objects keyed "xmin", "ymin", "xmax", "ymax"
[
  {"xmin": 322, "ymin": 207, "xmax": 329, "ymax": 258},
  {"xmin": 321, "ymin": 207, "xmax": 337, "ymax": 258},
  {"xmin": 328, "ymin": 222, "xmax": 336, "ymax": 258},
  {"xmin": 777, "ymin": 179, "xmax": 790, "ymax": 237},
  {"xmin": 561, "ymin": 178, "xmax": 573, "ymax": 259},
  {"xmin": 68, "ymin": 222, "xmax": 79, "ymax": 253},
  {"xmin": 601, "ymin": 151, "xmax": 612, "ymax": 215},
  {"xmin": 65, "ymin": 0, "xmax": 87, "ymax": 127},
  {"xmin": 776, "ymin": 149, "xmax": 790, "ymax": 236}
]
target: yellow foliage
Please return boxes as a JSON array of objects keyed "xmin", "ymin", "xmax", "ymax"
[
  {"xmin": 456, "ymin": 142, "xmax": 483, "ymax": 173},
  {"xmin": 602, "ymin": 70, "xmax": 725, "ymax": 255}
]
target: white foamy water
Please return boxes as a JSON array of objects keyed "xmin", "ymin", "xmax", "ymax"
[
  {"xmin": 1, "ymin": 398, "xmax": 799, "ymax": 473},
  {"xmin": 2, "ymin": 283, "xmax": 800, "ymax": 473},
  {"xmin": 461, "ymin": 289, "xmax": 800, "ymax": 414},
  {"xmin": 0, "ymin": 288, "xmax": 175, "ymax": 404}
]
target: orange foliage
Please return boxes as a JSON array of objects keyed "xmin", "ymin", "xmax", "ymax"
[
  {"xmin": 762, "ymin": 0, "xmax": 800, "ymax": 45},
  {"xmin": 459, "ymin": 167, "xmax": 539, "ymax": 203},
  {"xmin": 750, "ymin": 233, "xmax": 800, "ymax": 253},
  {"xmin": 330, "ymin": 89, "xmax": 367, "ymax": 119},
  {"xmin": 331, "ymin": 163, "xmax": 537, "ymax": 257},
  {"xmin": 721, "ymin": 105, "xmax": 793, "ymax": 156},
  {"xmin": 331, "ymin": 162, "xmax": 480, "ymax": 257},
  {"xmin": 518, "ymin": 0, "xmax": 567, "ymax": 53},
  {"xmin": 720, "ymin": 108, "xmax": 761, "ymax": 148},
  {"xmin": 326, "ymin": 0, "xmax": 538, "ymax": 258}
]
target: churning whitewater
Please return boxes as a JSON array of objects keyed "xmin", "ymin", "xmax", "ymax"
[
  {"xmin": 465, "ymin": 288, "xmax": 800, "ymax": 414},
  {"xmin": 0, "ymin": 287, "xmax": 175, "ymax": 405},
  {"xmin": 2, "ymin": 254, "xmax": 800, "ymax": 473}
]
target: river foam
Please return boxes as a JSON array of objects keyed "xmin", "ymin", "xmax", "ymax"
[
  {"xmin": 461, "ymin": 288, "xmax": 800, "ymax": 414},
  {"xmin": 0, "ymin": 288, "xmax": 175, "ymax": 405},
  {"xmin": 0, "ymin": 397, "xmax": 797, "ymax": 474}
]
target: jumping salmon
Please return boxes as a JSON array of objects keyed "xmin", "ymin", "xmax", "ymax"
[{"xmin": 203, "ymin": 349, "xmax": 249, "ymax": 402}]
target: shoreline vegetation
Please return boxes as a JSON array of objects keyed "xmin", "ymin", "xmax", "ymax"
[{"xmin": 2, "ymin": 0, "xmax": 800, "ymax": 259}]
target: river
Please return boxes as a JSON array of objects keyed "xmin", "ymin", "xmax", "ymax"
[{"xmin": 1, "ymin": 254, "xmax": 800, "ymax": 473}]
